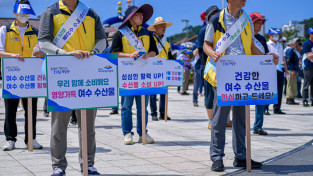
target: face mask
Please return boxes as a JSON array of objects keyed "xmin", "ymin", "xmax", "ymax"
[
  {"xmin": 273, "ymin": 35, "xmax": 279, "ymax": 41},
  {"xmin": 17, "ymin": 14, "xmax": 30, "ymax": 23}
]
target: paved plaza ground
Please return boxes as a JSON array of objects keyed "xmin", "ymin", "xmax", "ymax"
[{"xmin": 0, "ymin": 87, "xmax": 313, "ymax": 176}]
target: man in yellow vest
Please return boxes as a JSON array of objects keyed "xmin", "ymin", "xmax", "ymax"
[
  {"xmin": 111, "ymin": 5, "xmax": 158, "ymax": 145},
  {"xmin": 0, "ymin": 0, "xmax": 44, "ymax": 151},
  {"xmin": 148, "ymin": 17, "xmax": 174, "ymax": 121},
  {"xmin": 203, "ymin": 0, "xmax": 278, "ymax": 171},
  {"xmin": 38, "ymin": 0, "xmax": 107, "ymax": 175}
]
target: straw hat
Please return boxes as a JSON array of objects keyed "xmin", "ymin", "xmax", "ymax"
[{"xmin": 147, "ymin": 17, "xmax": 173, "ymax": 31}]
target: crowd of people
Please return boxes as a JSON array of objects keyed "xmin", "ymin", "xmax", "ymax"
[{"xmin": 1, "ymin": 0, "xmax": 312, "ymax": 175}]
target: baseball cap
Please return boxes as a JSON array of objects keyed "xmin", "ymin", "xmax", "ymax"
[
  {"xmin": 249, "ymin": 12, "xmax": 266, "ymax": 24},
  {"xmin": 268, "ymin": 28, "xmax": 282, "ymax": 35},
  {"xmin": 308, "ymin": 27, "xmax": 313, "ymax": 34}
]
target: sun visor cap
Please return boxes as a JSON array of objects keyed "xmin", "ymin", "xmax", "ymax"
[{"xmin": 14, "ymin": 0, "xmax": 36, "ymax": 16}]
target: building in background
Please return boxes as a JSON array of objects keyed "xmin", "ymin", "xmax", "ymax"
[{"xmin": 282, "ymin": 20, "xmax": 305, "ymax": 38}]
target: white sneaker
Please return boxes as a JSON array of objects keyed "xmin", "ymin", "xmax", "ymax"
[
  {"xmin": 26, "ymin": 139, "xmax": 43, "ymax": 149},
  {"xmin": 138, "ymin": 133, "xmax": 154, "ymax": 144},
  {"xmin": 124, "ymin": 133, "xmax": 133, "ymax": 145},
  {"xmin": 3, "ymin": 140, "xmax": 15, "ymax": 151},
  {"xmin": 17, "ymin": 106, "xmax": 24, "ymax": 111}
]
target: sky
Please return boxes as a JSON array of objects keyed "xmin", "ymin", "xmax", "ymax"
[{"xmin": 0, "ymin": 0, "xmax": 312, "ymax": 36}]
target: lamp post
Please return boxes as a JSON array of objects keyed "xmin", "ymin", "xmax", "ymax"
[
  {"xmin": 181, "ymin": 19, "xmax": 189, "ymax": 42},
  {"xmin": 222, "ymin": 0, "xmax": 225, "ymax": 9}
]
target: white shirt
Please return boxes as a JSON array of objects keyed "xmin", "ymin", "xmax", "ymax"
[
  {"xmin": 267, "ymin": 39, "xmax": 285, "ymax": 65},
  {"xmin": 0, "ymin": 25, "xmax": 28, "ymax": 51}
]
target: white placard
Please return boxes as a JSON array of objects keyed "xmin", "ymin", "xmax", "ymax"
[
  {"xmin": 2, "ymin": 57, "xmax": 46, "ymax": 99},
  {"xmin": 46, "ymin": 54, "xmax": 118, "ymax": 111},
  {"xmin": 118, "ymin": 57, "xmax": 167, "ymax": 96},
  {"xmin": 217, "ymin": 55, "xmax": 278, "ymax": 106}
]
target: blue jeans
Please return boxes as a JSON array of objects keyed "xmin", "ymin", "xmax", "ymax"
[
  {"xmin": 121, "ymin": 95, "xmax": 149, "ymax": 136},
  {"xmin": 193, "ymin": 66, "xmax": 204, "ymax": 103},
  {"xmin": 150, "ymin": 94, "xmax": 165, "ymax": 116},
  {"xmin": 254, "ymin": 105, "xmax": 264, "ymax": 131}
]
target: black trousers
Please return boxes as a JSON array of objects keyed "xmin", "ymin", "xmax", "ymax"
[{"xmin": 4, "ymin": 98, "xmax": 38, "ymax": 144}]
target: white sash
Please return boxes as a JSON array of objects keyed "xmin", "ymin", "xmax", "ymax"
[
  {"xmin": 206, "ymin": 9, "xmax": 250, "ymax": 73},
  {"xmin": 253, "ymin": 36, "xmax": 265, "ymax": 54},
  {"xmin": 119, "ymin": 26, "xmax": 146, "ymax": 60},
  {"xmin": 52, "ymin": 2, "xmax": 89, "ymax": 49}
]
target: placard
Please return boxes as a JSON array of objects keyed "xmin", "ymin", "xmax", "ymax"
[
  {"xmin": 217, "ymin": 55, "xmax": 277, "ymax": 106},
  {"xmin": 46, "ymin": 54, "xmax": 118, "ymax": 111},
  {"xmin": 118, "ymin": 57, "xmax": 167, "ymax": 96},
  {"xmin": 164, "ymin": 60, "xmax": 184, "ymax": 87},
  {"xmin": 2, "ymin": 57, "xmax": 46, "ymax": 99}
]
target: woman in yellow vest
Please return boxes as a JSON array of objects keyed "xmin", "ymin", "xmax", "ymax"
[
  {"xmin": 111, "ymin": 5, "xmax": 158, "ymax": 145},
  {"xmin": 0, "ymin": 0, "xmax": 44, "ymax": 151},
  {"xmin": 148, "ymin": 16, "xmax": 174, "ymax": 121}
]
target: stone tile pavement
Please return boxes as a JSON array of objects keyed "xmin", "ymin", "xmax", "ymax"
[{"xmin": 0, "ymin": 87, "xmax": 312, "ymax": 175}]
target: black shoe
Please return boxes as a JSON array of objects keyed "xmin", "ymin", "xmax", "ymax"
[
  {"xmin": 181, "ymin": 92, "xmax": 189, "ymax": 95},
  {"xmin": 43, "ymin": 112, "xmax": 49, "ymax": 117},
  {"xmin": 311, "ymin": 101, "xmax": 313, "ymax": 106},
  {"xmin": 288, "ymin": 99, "xmax": 299, "ymax": 105},
  {"xmin": 274, "ymin": 110, "xmax": 286, "ymax": 114},
  {"xmin": 152, "ymin": 115, "xmax": 159, "ymax": 121},
  {"xmin": 193, "ymin": 102, "xmax": 199, "ymax": 107},
  {"xmin": 303, "ymin": 100, "xmax": 310, "ymax": 107},
  {"xmin": 211, "ymin": 160, "xmax": 224, "ymax": 172},
  {"xmin": 233, "ymin": 158, "xmax": 262, "ymax": 169},
  {"xmin": 253, "ymin": 129, "xmax": 268, "ymax": 135},
  {"xmin": 159, "ymin": 116, "xmax": 171, "ymax": 120},
  {"xmin": 264, "ymin": 110, "xmax": 270, "ymax": 115},
  {"xmin": 286, "ymin": 99, "xmax": 290, "ymax": 104},
  {"xmin": 109, "ymin": 110, "xmax": 118, "ymax": 115},
  {"xmin": 69, "ymin": 119, "xmax": 77, "ymax": 126}
]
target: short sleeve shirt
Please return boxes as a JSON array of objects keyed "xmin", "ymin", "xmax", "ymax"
[
  {"xmin": 267, "ymin": 39, "xmax": 285, "ymax": 65},
  {"xmin": 302, "ymin": 39, "xmax": 313, "ymax": 68},
  {"xmin": 110, "ymin": 28, "xmax": 158, "ymax": 54},
  {"xmin": 204, "ymin": 8, "xmax": 254, "ymax": 55}
]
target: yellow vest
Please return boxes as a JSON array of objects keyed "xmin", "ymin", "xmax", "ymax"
[
  {"xmin": 121, "ymin": 26, "xmax": 151, "ymax": 54},
  {"xmin": 153, "ymin": 35, "xmax": 171, "ymax": 59},
  {"xmin": 5, "ymin": 22, "xmax": 38, "ymax": 57},
  {"xmin": 50, "ymin": 0, "xmax": 96, "ymax": 52},
  {"xmin": 204, "ymin": 10, "xmax": 252, "ymax": 87}
]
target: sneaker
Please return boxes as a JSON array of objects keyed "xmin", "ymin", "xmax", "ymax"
[
  {"xmin": 43, "ymin": 112, "xmax": 50, "ymax": 117},
  {"xmin": 253, "ymin": 129, "xmax": 268, "ymax": 135},
  {"xmin": 181, "ymin": 92, "xmax": 189, "ymax": 95},
  {"xmin": 17, "ymin": 106, "xmax": 24, "ymax": 111},
  {"xmin": 303, "ymin": 100, "xmax": 310, "ymax": 107},
  {"xmin": 159, "ymin": 115, "xmax": 171, "ymax": 120},
  {"xmin": 27, "ymin": 139, "xmax": 43, "ymax": 149},
  {"xmin": 138, "ymin": 133, "xmax": 154, "ymax": 144},
  {"xmin": 274, "ymin": 110, "xmax": 286, "ymax": 114},
  {"xmin": 81, "ymin": 166, "xmax": 100, "ymax": 175},
  {"xmin": 51, "ymin": 168, "xmax": 66, "ymax": 176},
  {"xmin": 151, "ymin": 115, "xmax": 159, "ymax": 121},
  {"xmin": 124, "ymin": 133, "xmax": 133, "ymax": 145},
  {"xmin": 3, "ymin": 140, "xmax": 15, "ymax": 151},
  {"xmin": 264, "ymin": 110, "xmax": 270, "ymax": 115},
  {"xmin": 69, "ymin": 119, "xmax": 77, "ymax": 126},
  {"xmin": 109, "ymin": 110, "xmax": 118, "ymax": 115},
  {"xmin": 211, "ymin": 159, "xmax": 224, "ymax": 172},
  {"xmin": 194, "ymin": 102, "xmax": 199, "ymax": 107},
  {"xmin": 233, "ymin": 158, "xmax": 262, "ymax": 169}
]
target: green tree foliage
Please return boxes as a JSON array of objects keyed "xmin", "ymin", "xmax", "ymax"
[{"xmin": 300, "ymin": 17, "xmax": 313, "ymax": 39}]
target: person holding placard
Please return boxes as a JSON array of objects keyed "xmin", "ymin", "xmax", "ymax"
[
  {"xmin": 147, "ymin": 16, "xmax": 174, "ymax": 121},
  {"xmin": 249, "ymin": 12, "xmax": 279, "ymax": 135},
  {"xmin": 0, "ymin": 0, "xmax": 44, "ymax": 151},
  {"xmin": 265, "ymin": 28, "xmax": 288, "ymax": 115},
  {"xmin": 38, "ymin": 0, "xmax": 107, "ymax": 175},
  {"xmin": 111, "ymin": 5, "xmax": 158, "ymax": 145},
  {"xmin": 203, "ymin": 0, "xmax": 278, "ymax": 172}
]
